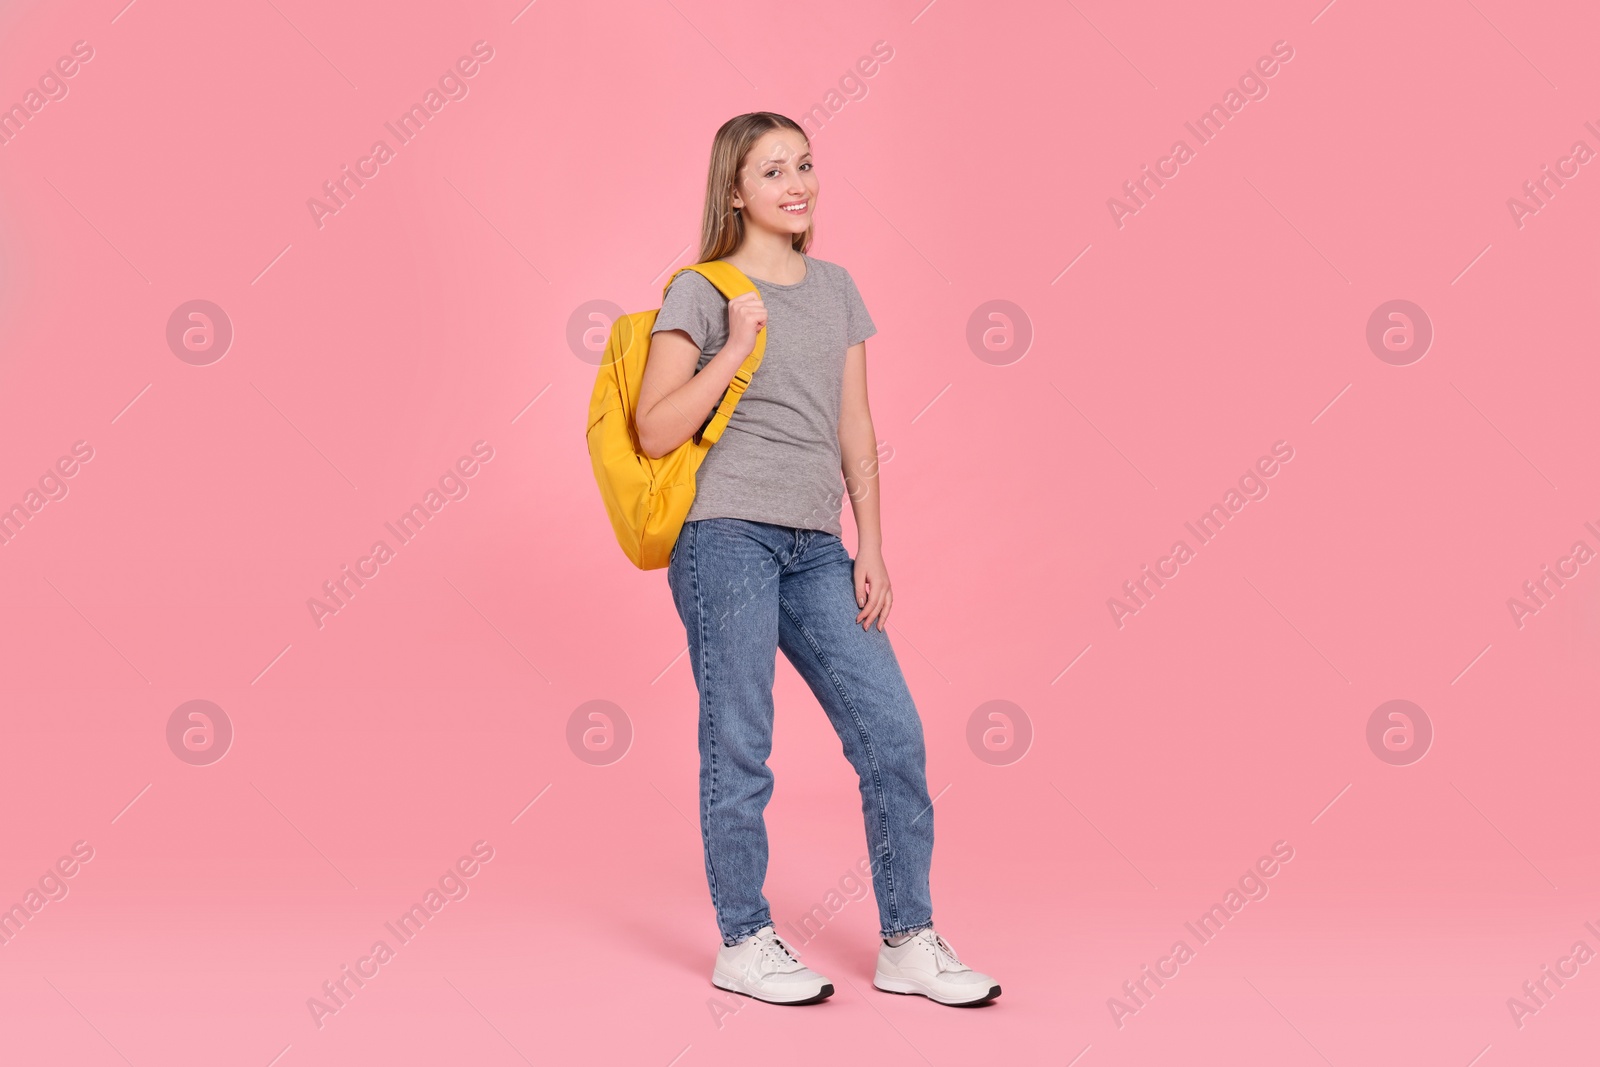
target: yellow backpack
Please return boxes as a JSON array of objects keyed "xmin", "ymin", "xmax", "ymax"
[{"xmin": 585, "ymin": 261, "xmax": 767, "ymax": 570}]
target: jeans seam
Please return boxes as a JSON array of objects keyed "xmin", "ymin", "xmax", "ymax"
[
  {"xmin": 881, "ymin": 921, "xmax": 933, "ymax": 939},
  {"xmin": 689, "ymin": 525, "xmax": 725, "ymax": 929},
  {"xmin": 724, "ymin": 922, "xmax": 768, "ymax": 947},
  {"xmin": 776, "ymin": 590, "xmax": 901, "ymax": 929}
]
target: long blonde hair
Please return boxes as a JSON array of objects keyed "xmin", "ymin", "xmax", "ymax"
[{"xmin": 696, "ymin": 112, "xmax": 814, "ymax": 264}]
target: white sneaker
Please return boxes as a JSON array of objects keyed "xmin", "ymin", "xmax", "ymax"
[
  {"xmin": 712, "ymin": 925, "xmax": 834, "ymax": 1005},
  {"xmin": 874, "ymin": 927, "xmax": 1001, "ymax": 1006}
]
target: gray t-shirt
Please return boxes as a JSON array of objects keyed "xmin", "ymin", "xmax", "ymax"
[{"xmin": 651, "ymin": 253, "xmax": 877, "ymax": 536}]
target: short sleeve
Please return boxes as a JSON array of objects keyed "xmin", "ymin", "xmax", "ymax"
[
  {"xmin": 652, "ymin": 270, "xmax": 727, "ymax": 357},
  {"xmin": 841, "ymin": 269, "xmax": 877, "ymax": 347}
]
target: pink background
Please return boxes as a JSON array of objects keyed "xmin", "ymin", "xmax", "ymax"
[{"xmin": 2, "ymin": 0, "xmax": 1597, "ymax": 1063}]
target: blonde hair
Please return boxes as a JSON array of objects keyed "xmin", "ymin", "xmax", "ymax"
[{"xmin": 696, "ymin": 112, "xmax": 813, "ymax": 263}]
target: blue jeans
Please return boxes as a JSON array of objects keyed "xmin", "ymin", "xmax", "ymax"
[{"xmin": 667, "ymin": 518, "xmax": 936, "ymax": 946}]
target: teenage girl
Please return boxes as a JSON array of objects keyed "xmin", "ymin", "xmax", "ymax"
[{"xmin": 635, "ymin": 112, "xmax": 1000, "ymax": 1007}]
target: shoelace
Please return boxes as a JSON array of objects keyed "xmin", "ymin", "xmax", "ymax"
[
  {"xmin": 752, "ymin": 930, "xmax": 802, "ymax": 973},
  {"xmin": 917, "ymin": 929, "xmax": 969, "ymax": 973}
]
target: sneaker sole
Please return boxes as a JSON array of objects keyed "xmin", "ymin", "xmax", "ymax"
[
  {"xmin": 873, "ymin": 974, "xmax": 1001, "ymax": 1006},
  {"xmin": 712, "ymin": 976, "xmax": 835, "ymax": 1005}
]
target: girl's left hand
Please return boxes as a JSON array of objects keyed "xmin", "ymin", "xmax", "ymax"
[{"xmin": 852, "ymin": 547, "xmax": 893, "ymax": 632}]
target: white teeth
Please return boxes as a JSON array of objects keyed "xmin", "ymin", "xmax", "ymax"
[{"xmin": 782, "ymin": 202, "xmax": 808, "ymax": 211}]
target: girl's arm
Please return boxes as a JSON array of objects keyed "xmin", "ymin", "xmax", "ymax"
[
  {"xmin": 838, "ymin": 340, "xmax": 893, "ymax": 630},
  {"xmin": 636, "ymin": 291, "xmax": 767, "ymax": 459},
  {"xmin": 635, "ymin": 328, "xmax": 745, "ymax": 459}
]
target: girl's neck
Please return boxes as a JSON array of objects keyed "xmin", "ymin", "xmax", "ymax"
[{"xmin": 722, "ymin": 234, "xmax": 806, "ymax": 285}]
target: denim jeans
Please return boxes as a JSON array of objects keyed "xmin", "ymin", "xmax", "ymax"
[{"xmin": 666, "ymin": 517, "xmax": 935, "ymax": 946}]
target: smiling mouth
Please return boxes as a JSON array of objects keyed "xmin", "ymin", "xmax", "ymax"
[{"xmin": 780, "ymin": 200, "xmax": 810, "ymax": 214}]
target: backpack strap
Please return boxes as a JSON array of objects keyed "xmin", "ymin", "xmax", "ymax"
[{"xmin": 662, "ymin": 261, "xmax": 768, "ymax": 446}]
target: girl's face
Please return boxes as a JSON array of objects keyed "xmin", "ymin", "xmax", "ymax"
[{"xmin": 733, "ymin": 130, "xmax": 816, "ymax": 237}]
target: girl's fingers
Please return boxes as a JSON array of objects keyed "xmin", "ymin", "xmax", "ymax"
[{"xmin": 861, "ymin": 587, "xmax": 891, "ymax": 631}]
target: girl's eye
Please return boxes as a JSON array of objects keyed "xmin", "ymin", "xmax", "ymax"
[{"xmin": 764, "ymin": 163, "xmax": 812, "ymax": 179}]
